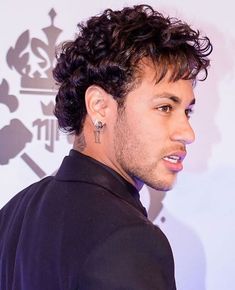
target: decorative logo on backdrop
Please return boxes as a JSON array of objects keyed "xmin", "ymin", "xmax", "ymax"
[
  {"xmin": 0, "ymin": 7, "xmax": 166, "ymax": 223},
  {"xmin": 0, "ymin": 9, "xmax": 72, "ymax": 178}
]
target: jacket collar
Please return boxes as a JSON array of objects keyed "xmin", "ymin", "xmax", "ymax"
[{"xmin": 55, "ymin": 149, "xmax": 147, "ymax": 217}]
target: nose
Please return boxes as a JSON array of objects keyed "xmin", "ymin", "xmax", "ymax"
[{"xmin": 171, "ymin": 117, "xmax": 195, "ymax": 145}]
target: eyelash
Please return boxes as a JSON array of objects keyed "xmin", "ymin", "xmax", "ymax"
[
  {"xmin": 157, "ymin": 105, "xmax": 194, "ymax": 118},
  {"xmin": 157, "ymin": 105, "xmax": 172, "ymax": 113},
  {"xmin": 185, "ymin": 108, "xmax": 194, "ymax": 118}
]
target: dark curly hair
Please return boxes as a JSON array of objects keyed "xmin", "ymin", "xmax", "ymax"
[{"xmin": 53, "ymin": 4, "xmax": 212, "ymax": 135}]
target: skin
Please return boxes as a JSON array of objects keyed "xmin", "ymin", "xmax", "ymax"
[{"xmin": 74, "ymin": 61, "xmax": 195, "ymax": 192}]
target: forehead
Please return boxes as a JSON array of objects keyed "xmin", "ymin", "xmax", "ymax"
[{"xmin": 128, "ymin": 60, "xmax": 195, "ymax": 104}]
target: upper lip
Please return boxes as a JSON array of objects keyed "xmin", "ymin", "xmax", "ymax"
[{"xmin": 163, "ymin": 150, "xmax": 187, "ymax": 162}]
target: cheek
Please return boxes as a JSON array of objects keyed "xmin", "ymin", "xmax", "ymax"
[
  {"xmin": 137, "ymin": 118, "xmax": 169, "ymax": 144},
  {"xmin": 124, "ymin": 108, "xmax": 169, "ymax": 144},
  {"xmin": 128, "ymin": 124, "xmax": 168, "ymax": 159}
]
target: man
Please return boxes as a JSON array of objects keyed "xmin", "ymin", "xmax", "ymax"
[{"xmin": 0, "ymin": 4, "xmax": 212, "ymax": 290}]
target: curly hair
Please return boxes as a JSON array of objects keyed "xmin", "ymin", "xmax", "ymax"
[{"xmin": 53, "ymin": 4, "xmax": 212, "ymax": 135}]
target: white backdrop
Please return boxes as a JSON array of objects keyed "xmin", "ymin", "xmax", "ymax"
[{"xmin": 1, "ymin": 1, "xmax": 235, "ymax": 289}]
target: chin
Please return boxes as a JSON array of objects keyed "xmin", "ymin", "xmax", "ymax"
[
  {"xmin": 145, "ymin": 177, "xmax": 176, "ymax": 192},
  {"xmin": 143, "ymin": 181, "xmax": 173, "ymax": 192},
  {"xmin": 133, "ymin": 168, "xmax": 176, "ymax": 192}
]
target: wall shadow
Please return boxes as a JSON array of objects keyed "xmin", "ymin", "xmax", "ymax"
[
  {"xmin": 185, "ymin": 25, "xmax": 234, "ymax": 172},
  {"xmin": 143, "ymin": 186, "xmax": 206, "ymax": 290}
]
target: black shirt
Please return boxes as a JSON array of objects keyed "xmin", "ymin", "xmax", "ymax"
[{"xmin": 0, "ymin": 149, "xmax": 176, "ymax": 290}]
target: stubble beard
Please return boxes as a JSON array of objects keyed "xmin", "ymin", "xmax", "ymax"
[{"xmin": 113, "ymin": 109, "xmax": 174, "ymax": 192}]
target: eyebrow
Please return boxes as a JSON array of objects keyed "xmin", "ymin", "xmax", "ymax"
[{"xmin": 154, "ymin": 94, "xmax": 196, "ymax": 106}]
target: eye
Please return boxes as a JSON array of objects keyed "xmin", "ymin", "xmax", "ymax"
[
  {"xmin": 185, "ymin": 107, "xmax": 194, "ymax": 118},
  {"xmin": 157, "ymin": 105, "xmax": 172, "ymax": 113}
]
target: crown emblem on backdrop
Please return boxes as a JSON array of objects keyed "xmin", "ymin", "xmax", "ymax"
[
  {"xmin": 40, "ymin": 101, "xmax": 55, "ymax": 116},
  {"xmin": 6, "ymin": 9, "xmax": 62, "ymax": 95}
]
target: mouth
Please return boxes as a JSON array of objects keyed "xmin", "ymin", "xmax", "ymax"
[
  {"xmin": 163, "ymin": 155, "xmax": 182, "ymax": 164},
  {"xmin": 162, "ymin": 151, "xmax": 186, "ymax": 171}
]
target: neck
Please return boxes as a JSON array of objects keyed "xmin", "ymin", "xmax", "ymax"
[
  {"xmin": 73, "ymin": 144, "xmax": 143, "ymax": 192},
  {"xmin": 73, "ymin": 126, "xmax": 144, "ymax": 191}
]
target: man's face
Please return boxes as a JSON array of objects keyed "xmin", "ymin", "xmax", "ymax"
[{"xmin": 112, "ymin": 63, "xmax": 195, "ymax": 191}]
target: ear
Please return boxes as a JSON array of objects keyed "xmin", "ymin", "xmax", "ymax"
[{"xmin": 85, "ymin": 85, "xmax": 112, "ymax": 124}]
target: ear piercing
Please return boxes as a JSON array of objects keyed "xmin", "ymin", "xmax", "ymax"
[
  {"xmin": 94, "ymin": 120, "xmax": 105, "ymax": 143},
  {"xmin": 94, "ymin": 120, "xmax": 104, "ymax": 130}
]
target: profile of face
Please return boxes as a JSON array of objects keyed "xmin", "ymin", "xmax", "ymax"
[{"xmin": 111, "ymin": 62, "xmax": 196, "ymax": 191}]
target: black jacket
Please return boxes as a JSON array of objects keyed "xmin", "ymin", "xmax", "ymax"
[{"xmin": 0, "ymin": 149, "xmax": 176, "ymax": 290}]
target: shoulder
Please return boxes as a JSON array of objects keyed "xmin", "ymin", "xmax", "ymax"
[
  {"xmin": 87, "ymin": 222, "xmax": 173, "ymax": 262},
  {"xmin": 0, "ymin": 176, "xmax": 53, "ymax": 212},
  {"xmin": 0, "ymin": 176, "xmax": 53, "ymax": 225},
  {"xmin": 80, "ymin": 223, "xmax": 176, "ymax": 290}
]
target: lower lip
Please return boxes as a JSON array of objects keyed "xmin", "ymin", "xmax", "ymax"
[{"xmin": 162, "ymin": 159, "xmax": 183, "ymax": 172}]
